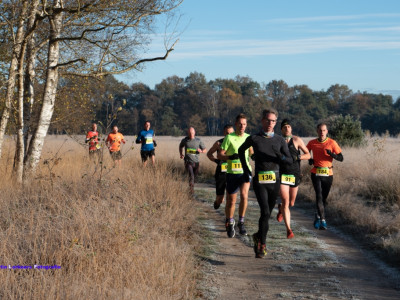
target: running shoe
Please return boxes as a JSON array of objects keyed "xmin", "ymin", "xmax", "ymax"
[
  {"xmin": 320, "ymin": 219, "xmax": 327, "ymax": 230},
  {"xmin": 314, "ymin": 213, "xmax": 321, "ymax": 229},
  {"xmin": 226, "ymin": 220, "xmax": 235, "ymax": 238},
  {"xmin": 256, "ymin": 243, "xmax": 267, "ymax": 258},
  {"xmin": 287, "ymin": 229, "xmax": 294, "ymax": 239},
  {"xmin": 252, "ymin": 233, "xmax": 259, "ymax": 256},
  {"xmin": 276, "ymin": 203, "xmax": 283, "ymax": 222},
  {"xmin": 238, "ymin": 222, "xmax": 248, "ymax": 235},
  {"xmin": 213, "ymin": 201, "xmax": 220, "ymax": 210}
]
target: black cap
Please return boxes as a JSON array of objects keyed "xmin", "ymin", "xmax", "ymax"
[{"xmin": 281, "ymin": 119, "xmax": 291, "ymax": 129}]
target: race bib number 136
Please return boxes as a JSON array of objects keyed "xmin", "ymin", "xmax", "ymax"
[{"xmin": 258, "ymin": 171, "xmax": 276, "ymax": 184}]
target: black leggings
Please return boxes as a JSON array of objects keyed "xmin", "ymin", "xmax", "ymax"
[
  {"xmin": 185, "ymin": 161, "xmax": 199, "ymax": 188},
  {"xmin": 311, "ymin": 173, "xmax": 333, "ymax": 220},
  {"xmin": 253, "ymin": 176, "xmax": 280, "ymax": 244}
]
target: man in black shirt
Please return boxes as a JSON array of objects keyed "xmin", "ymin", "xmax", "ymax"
[{"xmin": 239, "ymin": 109, "xmax": 292, "ymax": 258}]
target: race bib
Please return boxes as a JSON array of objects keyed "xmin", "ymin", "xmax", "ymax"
[
  {"xmin": 186, "ymin": 148, "xmax": 197, "ymax": 154},
  {"xmin": 95, "ymin": 144, "xmax": 101, "ymax": 150},
  {"xmin": 231, "ymin": 159, "xmax": 243, "ymax": 172},
  {"xmin": 281, "ymin": 174, "xmax": 295, "ymax": 185},
  {"xmin": 316, "ymin": 167, "xmax": 329, "ymax": 176},
  {"xmin": 258, "ymin": 171, "xmax": 276, "ymax": 184},
  {"xmin": 221, "ymin": 162, "xmax": 228, "ymax": 173},
  {"xmin": 145, "ymin": 137, "xmax": 153, "ymax": 144}
]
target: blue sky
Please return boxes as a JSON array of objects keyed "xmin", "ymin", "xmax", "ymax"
[{"xmin": 118, "ymin": 0, "xmax": 400, "ymax": 100}]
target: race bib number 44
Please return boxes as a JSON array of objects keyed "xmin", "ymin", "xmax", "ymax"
[
  {"xmin": 258, "ymin": 171, "xmax": 276, "ymax": 184},
  {"xmin": 316, "ymin": 167, "xmax": 329, "ymax": 176},
  {"xmin": 186, "ymin": 148, "xmax": 197, "ymax": 154},
  {"xmin": 281, "ymin": 174, "xmax": 295, "ymax": 185}
]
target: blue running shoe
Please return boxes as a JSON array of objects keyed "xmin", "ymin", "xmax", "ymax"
[
  {"xmin": 320, "ymin": 219, "xmax": 327, "ymax": 230},
  {"xmin": 314, "ymin": 218, "xmax": 320, "ymax": 229}
]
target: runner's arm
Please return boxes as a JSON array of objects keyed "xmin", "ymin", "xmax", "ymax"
[
  {"xmin": 296, "ymin": 137, "xmax": 311, "ymax": 160},
  {"xmin": 207, "ymin": 141, "xmax": 220, "ymax": 163},
  {"xmin": 238, "ymin": 136, "xmax": 252, "ymax": 176},
  {"xmin": 179, "ymin": 142, "xmax": 184, "ymax": 159},
  {"xmin": 135, "ymin": 134, "xmax": 142, "ymax": 144},
  {"xmin": 326, "ymin": 149, "xmax": 343, "ymax": 162}
]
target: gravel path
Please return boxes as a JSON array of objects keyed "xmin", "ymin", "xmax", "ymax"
[{"xmin": 195, "ymin": 184, "xmax": 400, "ymax": 300}]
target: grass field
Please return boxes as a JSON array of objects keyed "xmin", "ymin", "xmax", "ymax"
[{"xmin": 0, "ymin": 134, "xmax": 399, "ymax": 298}]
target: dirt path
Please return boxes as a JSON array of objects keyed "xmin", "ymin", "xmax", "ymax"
[{"xmin": 195, "ymin": 184, "xmax": 400, "ymax": 300}]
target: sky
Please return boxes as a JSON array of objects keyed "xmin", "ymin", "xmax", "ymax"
[{"xmin": 117, "ymin": 0, "xmax": 400, "ymax": 100}]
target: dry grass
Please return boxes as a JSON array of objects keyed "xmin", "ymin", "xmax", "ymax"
[
  {"xmin": 299, "ymin": 136, "xmax": 400, "ymax": 264},
  {"xmin": 0, "ymin": 135, "xmax": 219, "ymax": 299}
]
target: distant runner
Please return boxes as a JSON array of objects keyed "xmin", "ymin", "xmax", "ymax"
[
  {"xmin": 207, "ymin": 124, "xmax": 234, "ymax": 210},
  {"xmin": 306, "ymin": 123, "xmax": 343, "ymax": 230},
  {"xmin": 179, "ymin": 127, "xmax": 207, "ymax": 194},
  {"xmin": 218, "ymin": 114, "xmax": 253, "ymax": 238},
  {"xmin": 136, "ymin": 121, "xmax": 157, "ymax": 167},
  {"xmin": 106, "ymin": 125, "xmax": 126, "ymax": 167},
  {"xmin": 239, "ymin": 109, "xmax": 292, "ymax": 258},
  {"xmin": 276, "ymin": 119, "xmax": 310, "ymax": 239},
  {"xmin": 85, "ymin": 123, "xmax": 101, "ymax": 161}
]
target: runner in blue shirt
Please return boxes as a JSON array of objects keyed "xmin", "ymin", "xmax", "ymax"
[{"xmin": 136, "ymin": 121, "xmax": 157, "ymax": 167}]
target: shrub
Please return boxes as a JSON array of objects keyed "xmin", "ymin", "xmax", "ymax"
[{"xmin": 328, "ymin": 114, "xmax": 366, "ymax": 147}]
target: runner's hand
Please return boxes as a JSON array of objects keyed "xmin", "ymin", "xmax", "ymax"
[
  {"xmin": 153, "ymin": 140, "xmax": 157, "ymax": 147},
  {"xmin": 326, "ymin": 149, "xmax": 337, "ymax": 159},
  {"xmin": 308, "ymin": 158, "xmax": 314, "ymax": 165}
]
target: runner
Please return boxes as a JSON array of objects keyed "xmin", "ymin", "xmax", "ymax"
[
  {"xmin": 85, "ymin": 123, "xmax": 101, "ymax": 162},
  {"xmin": 218, "ymin": 114, "xmax": 254, "ymax": 238},
  {"xmin": 276, "ymin": 119, "xmax": 310, "ymax": 239},
  {"xmin": 136, "ymin": 121, "xmax": 157, "ymax": 167},
  {"xmin": 106, "ymin": 125, "xmax": 126, "ymax": 167},
  {"xmin": 207, "ymin": 124, "xmax": 234, "ymax": 210},
  {"xmin": 179, "ymin": 127, "xmax": 207, "ymax": 194},
  {"xmin": 306, "ymin": 123, "xmax": 343, "ymax": 230},
  {"xmin": 238, "ymin": 109, "xmax": 292, "ymax": 258}
]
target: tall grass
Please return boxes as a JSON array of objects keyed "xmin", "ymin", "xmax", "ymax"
[
  {"xmin": 299, "ymin": 136, "xmax": 400, "ymax": 264},
  {"xmin": 0, "ymin": 136, "xmax": 208, "ymax": 299}
]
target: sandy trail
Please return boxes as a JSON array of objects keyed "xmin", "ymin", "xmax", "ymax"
[{"xmin": 196, "ymin": 184, "xmax": 400, "ymax": 300}]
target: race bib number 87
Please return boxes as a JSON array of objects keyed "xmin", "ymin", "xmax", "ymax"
[{"xmin": 221, "ymin": 162, "xmax": 228, "ymax": 173}]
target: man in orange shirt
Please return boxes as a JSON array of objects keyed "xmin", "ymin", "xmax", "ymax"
[
  {"xmin": 306, "ymin": 123, "xmax": 343, "ymax": 230},
  {"xmin": 106, "ymin": 125, "xmax": 126, "ymax": 167},
  {"xmin": 86, "ymin": 123, "xmax": 101, "ymax": 162}
]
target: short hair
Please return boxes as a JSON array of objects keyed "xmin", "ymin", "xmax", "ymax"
[
  {"xmin": 235, "ymin": 113, "xmax": 247, "ymax": 123},
  {"xmin": 144, "ymin": 120, "xmax": 151, "ymax": 125},
  {"xmin": 317, "ymin": 123, "xmax": 328, "ymax": 130},
  {"xmin": 223, "ymin": 124, "xmax": 234, "ymax": 130},
  {"xmin": 262, "ymin": 108, "xmax": 278, "ymax": 119},
  {"xmin": 112, "ymin": 124, "xmax": 118, "ymax": 128}
]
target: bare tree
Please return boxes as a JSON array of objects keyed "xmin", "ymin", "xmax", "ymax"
[{"xmin": 0, "ymin": 0, "xmax": 183, "ymax": 180}]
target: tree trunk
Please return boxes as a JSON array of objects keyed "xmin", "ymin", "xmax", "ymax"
[
  {"xmin": 24, "ymin": 3, "xmax": 63, "ymax": 179},
  {"xmin": 15, "ymin": 43, "xmax": 28, "ymax": 183},
  {"xmin": 23, "ymin": 0, "xmax": 40, "ymax": 154},
  {"xmin": 0, "ymin": 1, "xmax": 29, "ymax": 158}
]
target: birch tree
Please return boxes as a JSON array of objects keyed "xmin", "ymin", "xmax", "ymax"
[{"xmin": 0, "ymin": 0, "xmax": 183, "ymax": 180}]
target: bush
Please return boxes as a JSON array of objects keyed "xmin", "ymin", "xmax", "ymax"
[{"xmin": 328, "ymin": 114, "xmax": 366, "ymax": 147}]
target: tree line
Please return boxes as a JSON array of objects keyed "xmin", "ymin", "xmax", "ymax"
[{"xmin": 24, "ymin": 72, "xmax": 400, "ymax": 138}]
